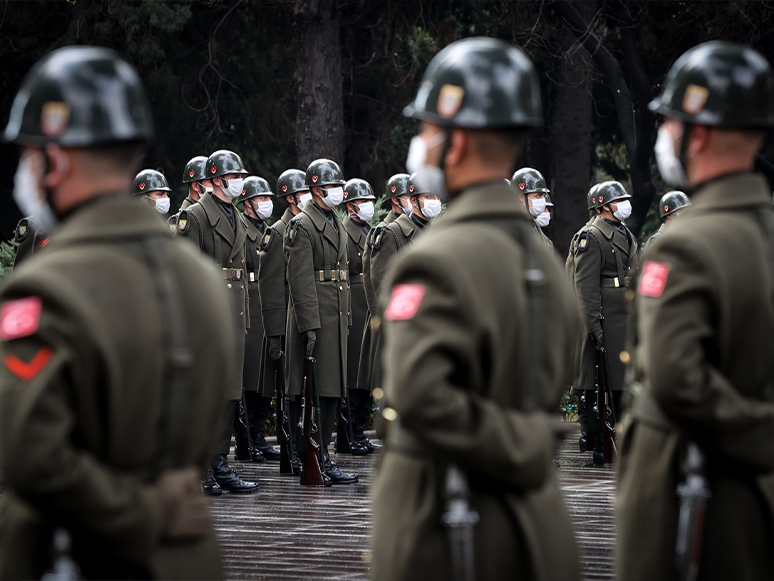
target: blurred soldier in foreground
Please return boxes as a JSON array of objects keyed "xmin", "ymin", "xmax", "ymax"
[
  {"xmin": 642, "ymin": 190, "xmax": 691, "ymax": 253},
  {"xmin": 283, "ymin": 159, "xmax": 358, "ymax": 485},
  {"xmin": 133, "ymin": 168, "xmax": 172, "ymax": 216},
  {"xmin": 258, "ymin": 169, "xmax": 308, "ymax": 473},
  {"xmin": 238, "ymin": 176, "xmax": 281, "ymax": 461},
  {"xmin": 338, "ymin": 178, "xmax": 376, "ymax": 455},
  {"xmin": 0, "ymin": 46, "xmax": 231, "ymax": 580},
  {"xmin": 176, "ymin": 149, "xmax": 259, "ymax": 495},
  {"xmin": 372, "ymin": 37, "xmax": 580, "ymax": 581},
  {"xmin": 617, "ymin": 41, "xmax": 774, "ymax": 580},
  {"xmin": 12, "ymin": 216, "xmax": 50, "ymax": 267},
  {"xmin": 572, "ymin": 180, "xmax": 638, "ymax": 465},
  {"xmin": 512, "ymin": 167, "xmax": 553, "ymax": 248}
]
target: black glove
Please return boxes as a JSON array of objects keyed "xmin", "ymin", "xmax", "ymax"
[
  {"xmin": 304, "ymin": 330, "xmax": 317, "ymax": 357},
  {"xmin": 268, "ymin": 336, "xmax": 282, "ymax": 361},
  {"xmin": 591, "ymin": 330, "xmax": 604, "ymax": 350}
]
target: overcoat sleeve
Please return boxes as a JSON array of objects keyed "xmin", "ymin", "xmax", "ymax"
[
  {"xmin": 283, "ymin": 222, "xmax": 321, "ymax": 333},
  {"xmin": 573, "ymin": 232, "xmax": 603, "ymax": 336},
  {"xmin": 258, "ymin": 227, "xmax": 286, "ymax": 337}
]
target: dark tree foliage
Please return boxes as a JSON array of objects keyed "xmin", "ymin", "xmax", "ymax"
[{"xmin": 0, "ymin": 0, "xmax": 772, "ymax": 254}]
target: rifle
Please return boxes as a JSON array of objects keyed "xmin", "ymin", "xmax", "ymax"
[
  {"xmin": 301, "ymin": 356, "xmax": 326, "ymax": 486},
  {"xmin": 276, "ymin": 352, "xmax": 295, "ymax": 475},
  {"xmin": 594, "ymin": 345, "xmax": 617, "ymax": 464},
  {"xmin": 336, "ymin": 396, "xmax": 354, "ymax": 453},
  {"xmin": 440, "ymin": 463, "xmax": 479, "ymax": 581},
  {"xmin": 675, "ymin": 442, "xmax": 711, "ymax": 581}
]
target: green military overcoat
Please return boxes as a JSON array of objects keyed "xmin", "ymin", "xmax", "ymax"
[
  {"xmin": 531, "ymin": 219, "xmax": 553, "ymax": 249},
  {"xmin": 358, "ymin": 210, "xmax": 400, "ymax": 391},
  {"xmin": 343, "ymin": 215, "xmax": 369, "ymax": 390},
  {"xmin": 13, "ymin": 217, "xmax": 50, "ymax": 267},
  {"xmin": 257, "ymin": 208, "xmax": 294, "ymax": 397},
  {"xmin": 242, "ymin": 217, "xmax": 265, "ymax": 392},
  {"xmin": 616, "ymin": 173, "xmax": 774, "ymax": 581},
  {"xmin": 572, "ymin": 215, "xmax": 638, "ymax": 391},
  {"xmin": 0, "ymin": 195, "xmax": 233, "ymax": 580},
  {"xmin": 176, "ymin": 192, "xmax": 249, "ymax": 400},
  {"xmin": 372, "ymin": 182, "xmax": 581, "ymax": 581},
  {"xmin": 283, "ymin": 202, "xmax": 350, "ymax": 398},
  {"xmin": 357, "ymin": 213, "xmax": 425, "ymax": 393}
]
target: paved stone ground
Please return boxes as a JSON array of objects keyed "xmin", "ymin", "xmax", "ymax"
[{"xmin": 213, "ymin": 426, "xmax": 616, "ymax": 580}]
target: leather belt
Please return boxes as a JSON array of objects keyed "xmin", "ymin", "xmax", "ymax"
[
  {"xmin": 315, "ymin": 269, "xmax": 348, "ymax": 282},
  {"xmin": 601, "ymin": 276, "xmax": 630, "ymax": 288},
  {"xmin": 350, "ymin": 273, "xmax": 365, "ymax": 284},
  {"xmin": 222, "ymin": 268, "xmax": 243, "ymax": 281},
  {"xmin": 248, "ymin": 271, "xmax": 257, "ymax": 283}
]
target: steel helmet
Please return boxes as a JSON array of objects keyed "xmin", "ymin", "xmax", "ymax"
[
  {"xmin": 511, "ymin": 167, "xmax": 550, "ymax": 194},
  {"xmin": 343, "ymin": 178, "xmax": 376, "ymax": 202},
  {"xmin": 133, "ymin": 169, "xmax": 171, "ymax": 196},
  {"xmin": 305, "ymin": 158, "xmax": 345, "ymax": 188},
  {"xmin": 182, "ymin": 156, "xmax": 208, "ymax": 184},
  {"xmin": 659, "ymin": 190, "xmax": 691, "ymax": 218}
]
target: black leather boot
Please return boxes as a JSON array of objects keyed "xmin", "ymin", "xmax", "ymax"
[
  {"xmin": 201, "ymin": 468, "xmax": 222, "ymax": 496},
  {"xmin": 213, "ymin": 454, "xmax": 260, "ymax": 493},
  {"xmin": 578, "ymin": 432, "xmax": 588, "ymax": 453},
  {"xmin": 253, "ymin": 433, "xmax": 281, "ymax": 461},
  {"xmin": 355, "ymin": 433, "xmax": 381, "ymax": 453},
  {"xmin": 291, "ymin": 451, "xmax": 302, "ymax": 476},
  {"xmin": 250, "ymin": 395, "xmax": 281, "ymax": 461},
  {"xmin": 322, "ymin": 449, "xmax": 358, "ymax": 485},
  {"xmin": 234, "ymin": 405, "xmax": 264, "ymax": 462}
]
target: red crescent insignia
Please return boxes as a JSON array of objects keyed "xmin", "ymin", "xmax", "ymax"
[
  {"xmin": 519, "ymin": 183, "xmax": 525, "ymax": 190},
  {"xmin": 210, "ymin": 166, "xmax": 217, "ymax": 174},
  {"xmin": 409, "ymin": 185, "xmax": 414, "ymax": 192},
  {"xmin": 282, "ymin": 185, "xmax": 288, "ymax": 192},
  {"xmin": 189, "ymin": 170, "xmax": 195, "ymax": 178},
  {"xmin": 139, "ymin": 183, "xmax": 145, "ymax": 190},
  {"xmin": 664, "ymin": 205, "xmax": 669, "ymax": 212},
  {"xmin": 312, "ymin": 176, "xmax": 318, "ymax": 183},
  {"xmin": 391, "ymin": 186, "xmax": 396, "ymax": 193}
]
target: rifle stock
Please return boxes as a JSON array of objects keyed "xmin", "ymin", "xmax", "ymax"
[
  {"xmin": 276, "ymin": 353, "xmax": 295, "ymax": 475},
  {"xmin": 337, "ymin": 397, "xmax": 353, "ymax": 453},
  {"xmin": 675, "ymin": 443, "xmax": 711, "ymax": 581},
  {"xmin": 595, "ymin": 346, "xmax": 616, "ymax": 463},
  {"xmin": 302, "ymin": 356, "xmax": 326, "ymax": 486}
]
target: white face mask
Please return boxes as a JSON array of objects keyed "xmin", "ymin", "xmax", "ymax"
[
  {"xmin": 254, "ymin": 199, "xmax": 274, "ymax": 220},
  {"xmin": 13, "ymin": 151, "xmax": 58, "ymax": 233},
  {"xmin": 321, "ymin": 186, "xmax": 344, "ymax": 208},
  {"xmin": 355, "ymin": 201, "xmax": 374, "ymax": 223},
  {"xmin": 420, "ymin": 197, "xmax": 442, "ymax": 219},
  {"xmin": 204, "ymin": 185, "xmax": 213, "ymax": 194},
  {"xmin": 220, "ymin": 176, "xmax": 244, "ymax": 200},
  {"xmin": 406, "ymin": 133, "xmax": 447, "ymax": 200},
  {"xmin": 297, "ymin": 192, "xmax": 312, "ymax": 210},
  {"xmin": 153, "ymin": 197, "xmax": 171, "ymax": 214},
  {"xmin": 535, "ymin": 210, "xmax": 551, "ymax": 227},
  {"xmin": 612, "ymin": 199, "xmax": 632, "ymax": 221},
  {"xmin": 527, "ymin": 196, "xmax": 547, "ymax": 218},
  {"xmin": 655, "ymin": 126, "xmax": 688, "ymax": 187}
]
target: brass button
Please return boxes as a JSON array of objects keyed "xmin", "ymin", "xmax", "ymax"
[
  {"xmin": 240, "ymin": 312, "xmax": 244, "ymax": 316},
  {"xmin": 358, "ymin": 252, "xmax": 361, "ymax": 257},
  {"xmin": 228, "ymin": 283, "xmax": 232, "ymax": 289},
  {"xmin": 229, "ymin": 259, "xmax": 233, "ymax": 263},
  {"xmin": 339, "ymin": 286, "xmax": 343, "ymax": 291},
  {"xmin": 241, "ymin": 285, "xmax": 244, "ymax": 290},
  {"xmin": 620, "ymin": 351, "xmax": 631, "ymax": 365}
]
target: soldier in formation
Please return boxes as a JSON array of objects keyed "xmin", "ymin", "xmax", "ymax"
[
  {"xmin": 0, "ymin": 46, "xmax": 228, "ymax": 579},
  {"xmin": 132, "ymin": 168, "xmax": 172, "ymax": 216},
  {"xmin": 512, "ymin": 167, "xmax": 554, "ymax": 248},
  {"xmin": 617, "ymin": 41, "xmax": 774, "ymax": 580},
  {"xmin": 571, "ymin": 180, "xmax": 638, "ymax": 465},
  {"xmin": 283, "ymin": 159, "xmax": 358, "ymax": 485},
  {"xmin": 642, "ymin": 190, "xmax": 691, "ymax": 252},
  {"xmin": 176, "ymin": 150, "xmax": 259, "ymax": 494},
  {"xmin": 372, "ymin": 37, "xmax": 580, "ymax": 580}
]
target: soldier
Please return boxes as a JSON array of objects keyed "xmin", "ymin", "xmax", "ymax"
[
  {"xmin": 238, "ymin": 176, "xmax": 281, "ymax": 461},
  {"xmin": 12, "ymin": 216, "xmax": 50, "ymax": 267},
  {"xmin": 338, "ymin": 178, "xmax": 376, "ymax": 455},
  {"xmin": 641, "ymin": 190, "xmax": 690, "ymax": 253},
  {"xmin": 167, "ymin": 155, "xmax": 211, "ymax": 232},
  {"xmin": 572, "ymin": 180, "xmax": 638, "ymax": 465},
  {"xmin": 512, "ymin": 167, "xmax": 553, "ymax": 248},
  {"xmin": 372, "ymin": 37, "xmax": 580, "ymax": 581},
  {"xmin": 360, "ymin": 174, "xmax": 435, "ymax": 398},
  {"xmin": 357, "ymin": 173, "xmax": 412, "ymax": 406},
  {"xmin": 0, "ymin": 46, "xmax": 229, "ymax": 580},
  {"xmin": 617, "ymin": 41, "xmax": 774, "ymax": 580},
  {"xmin": 567, "ymin": 184, "xmax": 601, "ymax": 454},
  {"xmin": 132, "ymin": 169, "xmax": 172, "ymax": 216},
  {"xmin": 176, "ymin": 149, "xmax": 259, "ymax": 494},
  {"xmin": 258, "ymin": 168, "xmax": 308, "ymax": 474},
  {"xmin": 283, "ymin": 158, "xmax": 358, "ymax": 485}
]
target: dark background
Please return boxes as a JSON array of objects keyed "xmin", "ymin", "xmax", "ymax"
[{"xmin": 1, "ymin": 0, "xmax": 773, "ymax": 254}]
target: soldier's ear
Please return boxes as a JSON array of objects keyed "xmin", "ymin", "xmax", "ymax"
[{"xmin": 445, "ymin": 128, "xmax": 466, "ymax": 168}]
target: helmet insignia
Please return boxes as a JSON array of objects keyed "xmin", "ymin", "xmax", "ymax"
[
  {"xmin": 139, "ymin": 183, "xmax": 145, "ymax": 190},
  {"xmin": 437, "ymin": 84, "xmax": 465, "ymax": 119},
  {"xmin": 282, "ymin": 185, "xmax": 288, "ymax": 192},
  {"xmin": 40, "ymin": 102, "xmax": 70, "ymax": 138},
  {"xmin": 682, "ymin": 84, "xmax": 709, "ymax": 115},
  {"xmin": 312, "ymin": 175, "xmax": 318, "ymax": 183}
]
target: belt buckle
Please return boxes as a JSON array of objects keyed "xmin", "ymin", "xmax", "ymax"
[
  {"xmin": 233, "ymin": 269, "xmax": 242, "ymax": 281},
  {"xmin": 614, "ymin": 277, "xmax": 620, "ymax": 288},
  {"xmin": 330, "ymin": 270, "xmax": 336, "ymax": 281}
]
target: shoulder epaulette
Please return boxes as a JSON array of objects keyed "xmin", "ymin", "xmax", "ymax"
[
  {"xmin": 259, "ymin": 228, "xmax": 276, "ymax": 252},
  {"xmin": 15, "ymin": 218, "xmax": 30, "ymax": 243},
  {"xmin": 177, "ymin": 209, "xmax": 204, "ymax": 248},
  {"xmin": 166, "ymin": 214, "xmax": 179, "ymax": 234},
  {"xmin": 285, "ymin": 217, "xmax": 314, "ymax": 251}
]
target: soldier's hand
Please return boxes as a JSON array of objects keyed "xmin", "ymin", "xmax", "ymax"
[
  {"xmin": 268, "ymin": 336, "xmax": 282, "ymax": 361},
  {"xmin": 304, "ymin": 330, "xmax": 317, "ymax": 357},
  {"xmin": 154, "ymin": 468, "xmax": 210, "ymax": 543},
  {"xmin": 591, "ymin": 330, "xmax": 604, "ymax": 350}
]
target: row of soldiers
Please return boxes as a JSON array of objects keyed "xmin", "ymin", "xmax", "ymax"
[{"xmin": 1, "ymin": 36, "xmax": 773, "ymax": 581}]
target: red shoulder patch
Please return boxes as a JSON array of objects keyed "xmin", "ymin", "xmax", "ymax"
[
  {"xmin": 638, "ymin": 261, "xmax": 670, "ymax": 298},
  {"xmin": 0, "ymin": 297, "xmax": 43, "ymax": 341},
  {"xmin": 384, "ymin": 284, "xmax": 426, "ymax": 321}
]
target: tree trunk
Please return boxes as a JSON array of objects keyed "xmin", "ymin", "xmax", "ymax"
[
  {"xmin": 293, "ymin": 0, "xmax": 344, "ymax": 168},
  {"xmin": 549, "ymin": 11, "xmax": 594, "ymax": 256}
]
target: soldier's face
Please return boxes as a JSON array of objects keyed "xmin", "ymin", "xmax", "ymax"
[
  {"xmin": 417, "ymin": 122, "xmax": 446, "ymax": 168},
  {"xmin": 147, "ymin": 191, "xmax": 168, "ymax": 200}
]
